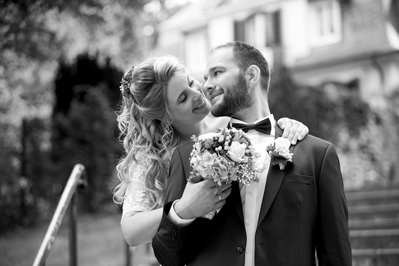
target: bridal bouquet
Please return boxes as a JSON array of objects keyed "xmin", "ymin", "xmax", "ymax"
[
  {"xmin": 189, "ymin": 127, "xmax": 263, "ymax": 186},
  {"xmin": 189, "ymin": 127, "xmax": 264, "ymax": 219}
]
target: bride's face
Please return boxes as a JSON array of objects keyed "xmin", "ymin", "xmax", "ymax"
[{"xmin": 166, "ymin": 70, "xmax": 211, "ymax": 130}]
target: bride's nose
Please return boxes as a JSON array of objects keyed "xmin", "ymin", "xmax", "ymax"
[
  {"xmin": 192, "ymin": 89, "xmax": 202, "ymax": 102},
  {"xmin": 193, "ymin": 84, "xmax": 207, "ymax": 97}
]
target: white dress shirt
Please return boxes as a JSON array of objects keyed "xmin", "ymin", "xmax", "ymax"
[
  {"xmin": 231, "ymin": 114, "xmax": 275, "ymax": 266},
  {"xmin": 169, "ymin": 115, "xmax": 276, "ymax": 266}
]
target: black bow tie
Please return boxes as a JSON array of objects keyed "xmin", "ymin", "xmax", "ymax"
[{"xmin": 230, "ymin": 118, "xmax": 272, "ymax": 135}]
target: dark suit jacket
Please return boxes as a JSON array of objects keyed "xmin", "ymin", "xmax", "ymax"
[{"xmin": 152, "ymin": 127, "xmax": 352, "ymax": 266}]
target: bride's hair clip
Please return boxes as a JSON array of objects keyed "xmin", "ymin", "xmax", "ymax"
[{"xmin": 120, "ymin": 66, "xmax": 135, "ymax": 98}]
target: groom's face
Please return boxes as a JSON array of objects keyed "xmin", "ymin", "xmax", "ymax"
[{"xmin": 203, "ymin": 48, "xmax": 252, "ymax": 117}]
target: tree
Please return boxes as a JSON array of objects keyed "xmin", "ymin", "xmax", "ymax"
[
  {"xmin": 51, "ymin": 87, "xmax": 120, "ymax": 211},
  {"xmin": 51, "ymin": 53, "xmax": 124, "ymax": 211},
  {"xmin": 0, "ymin": 0, "xmax": 150, "ymax": 228},
  {"xmin": 269, "ymin": 68, "xmax": 399, "ymax": 189}
]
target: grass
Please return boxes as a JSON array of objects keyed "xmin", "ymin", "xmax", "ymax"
[{"xmin": 0, "ymin": 207, "xmax": 158, "ymax": 266}]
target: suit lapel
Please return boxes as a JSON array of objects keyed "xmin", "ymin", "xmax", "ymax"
[{"xmin": 257, "ymin": 125, "xmax": 292, "ymax": 226}]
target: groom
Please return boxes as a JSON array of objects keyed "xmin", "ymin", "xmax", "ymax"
[{"xmin": 152, "ymin": 41, "xmax": 352, "ymax": 266}]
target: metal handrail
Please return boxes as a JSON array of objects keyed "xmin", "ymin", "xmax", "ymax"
[
  {"xmin": 33, "ymin": 164, "xmax": 87, "ymax": 266},
  {"xmin": 125, "ymin": 242, "xmax": 132, "ymax": 266}
]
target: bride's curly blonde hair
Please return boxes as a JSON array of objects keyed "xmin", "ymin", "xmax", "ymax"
[{"xmin": 113, "ymin": 56, "xmax": 185, "ymax": 210}]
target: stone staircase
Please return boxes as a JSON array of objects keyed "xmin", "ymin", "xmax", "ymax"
[
  {"xmin": 346, "ymin": 186, "xmax": 399, "ymax": 266},
  {"xmin": 131, "ymin": 186, "xmax": 399, "ymax": 266}
]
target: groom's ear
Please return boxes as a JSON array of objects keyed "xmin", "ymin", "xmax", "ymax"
[{"xmin": 245, "ymin": 65, "xmax": 261, "ymax": 86}]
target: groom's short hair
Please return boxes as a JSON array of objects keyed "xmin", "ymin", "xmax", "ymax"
[{"xmin": 210, "ymin": 41, "xmax": 271, "ymax": 92}]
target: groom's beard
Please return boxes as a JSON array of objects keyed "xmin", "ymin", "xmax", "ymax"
[{"xmin": 211, "ymin": 72, "xmax": 252, "ymax": 117}]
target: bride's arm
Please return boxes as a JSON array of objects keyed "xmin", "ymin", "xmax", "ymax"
[
  {"xmin": 119, "ymin": 160, "xmax": 163, "ymax": 247},
  {"xmin": 121, "ymin": 208, "xmax": 162, "ymax": 246}
]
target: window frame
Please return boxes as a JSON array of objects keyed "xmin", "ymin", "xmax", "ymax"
[{"xmin": 308, "ymin": 0, "xmax": 342, "ymax": 47}]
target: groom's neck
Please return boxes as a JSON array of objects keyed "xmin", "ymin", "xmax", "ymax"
[{"xmin": 232, "ymin": 106, "xmax": 271, "ymax": 124}]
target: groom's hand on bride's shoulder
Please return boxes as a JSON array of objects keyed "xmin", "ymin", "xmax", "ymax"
[
  {"xmin": 174, "ymin": 179, "xmax": 232, "ymax": 220},
  {"xmin": 278, "ymin": 118, "xmax": 309, "ymax": 145}
]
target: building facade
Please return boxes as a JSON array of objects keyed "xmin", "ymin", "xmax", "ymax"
[{"xmin": 153, "ymin": 0, "xmax": 399, "ymax": 106}]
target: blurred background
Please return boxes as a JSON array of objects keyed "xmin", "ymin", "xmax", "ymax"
[{"xmin": 0, "ymin": 0, "xmax": 398, "ymax": 265}]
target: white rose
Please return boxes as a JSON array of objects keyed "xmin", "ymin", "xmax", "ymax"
[
  {"xmin": 228, "ymin": 141, "xmax": 248, "ymax": 163},
  {"xmin": 273, "ymin": 137, "xmax": 293, "ymax": 160},
  {"xmin": 274, "ymin": 137, "xmax": 291, "ymax": 153}
]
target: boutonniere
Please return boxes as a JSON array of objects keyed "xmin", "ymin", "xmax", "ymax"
[{"xmin": 266, "ymin": 137, "xmax": 293, "ymax": 170}]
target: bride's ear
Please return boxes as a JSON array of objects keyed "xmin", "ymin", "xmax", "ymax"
[{"xmin": 165, "ymin": 114, "xmax": 173, "ymax": 124}]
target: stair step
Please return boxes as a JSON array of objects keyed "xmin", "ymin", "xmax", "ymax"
[
  {"xmin": 352, "ymin": 248, "xmax": 399, "ymax": 256},
  {"xmin": 352, "ymin": 251, "xmax": 399, "ymax": 266},
  {"xmin": 346, "ymin": 188, "xmax": 399, "ymax": 202},
  {"xmin": 348, "ymin": 198, "xmax": 399, "ymax": 208},
  {"xmin": 350, "ymin": 229, "xmax": 399, "ymax": 237},
  {"xmin": 350, "ymin": 229, "xmax": 399, "ymax": 250},
  {"xmin": 349, "ymin": 217, "xmax": 399, "ymax": 230},
  {"xmin": 348, "ymin": 202, "xmax": 399, "ymax": 216}
]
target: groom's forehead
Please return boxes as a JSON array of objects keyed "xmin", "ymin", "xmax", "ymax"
[
  {"xmin": 208, "ymin": 48, "xmax": 233, "ymax": 64},
  {"xmin": 205, "ymin": 51, "xmax": 236, "ymax": 75}
]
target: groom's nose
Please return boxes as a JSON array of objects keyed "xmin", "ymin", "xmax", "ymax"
[{"xmin": 203, "ymin": 79, "xmax": 215, "ymax": 96}]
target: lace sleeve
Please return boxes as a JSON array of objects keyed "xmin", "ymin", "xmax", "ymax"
[{"xmin": 122, "ymin": 159, "xmax": 155, "ymax": 218}]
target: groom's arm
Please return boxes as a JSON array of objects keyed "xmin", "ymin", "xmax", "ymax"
[
  {"xmin": 316, "ymin": 143, "xmax": 352, "ymax": 266},
  {"xmin": 164, "ymin": 146, "xmax": 189, "ymax": 203},
  {"xmin": 153, "ymin": 141, "xmax": 231, "ymax": 266},
  {"xmin": 152, "ymin": 144, "xmax": 194, "ymax": 266}
]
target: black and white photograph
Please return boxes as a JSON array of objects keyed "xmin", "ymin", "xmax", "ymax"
[{"xmin": 1, "ymin": 0, "xmax": 398, "ymax": 266}]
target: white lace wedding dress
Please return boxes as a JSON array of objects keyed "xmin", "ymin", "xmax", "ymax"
[{"xmin": 121, "ymin": 151, "xmax": 166, "ymax": 217}]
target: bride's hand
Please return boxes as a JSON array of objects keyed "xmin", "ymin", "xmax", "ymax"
[{"xmin": 277, "ymin": 118, "xmax": 309, "ymax": 145}]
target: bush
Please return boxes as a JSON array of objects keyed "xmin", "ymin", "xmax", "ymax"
[
  {"xmin": 269, "ymin": 68, "xmax": 399, "ymax": 189},
  {"xmin": 51, "ymin": 87, "xmax": 121, "ymax": 212}
]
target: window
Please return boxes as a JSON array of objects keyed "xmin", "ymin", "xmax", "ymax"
[
  {"xmin": 234, "ymin": 11, "xmax": 281, "ymax": 48},
  {"xmin": 184, "ymin": 28, "xmax": 208, "ymax": 73},
  {"xmin": 265, "ymin": 10, "xmax": 281, "ymax": 47},
  {"xmin": 234, "ymin": 20, "xmax": 245, "ymax": 43},
  {"xmin": 309, "ymin": 0, "xmax": 342, "ymax": 46}
]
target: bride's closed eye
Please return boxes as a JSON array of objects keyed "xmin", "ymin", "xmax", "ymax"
[{"xmin": 179, "ymin": 93, "xmax": 187, "ymax": 103}]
